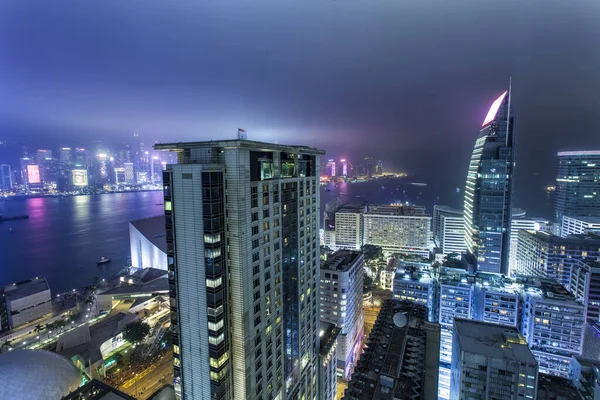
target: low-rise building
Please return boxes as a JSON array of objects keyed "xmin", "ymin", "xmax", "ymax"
[
  {"xmin": 319, "ymin": 322, "xmax": 341, "ymax": 400},
  {"xmin": 2, "ymin": 276, "xmax": 52, "ymax": 329},
  {"xmin": 320, "ymin": 250, "xmax": 364, "ymax": 380},
  {"xmin": 343, "ymin": 300, "xmax": 440, "ymax": 400},
  {"xmin": 450, "ymin": 319, "xmax": 538, "ymax": 400}
]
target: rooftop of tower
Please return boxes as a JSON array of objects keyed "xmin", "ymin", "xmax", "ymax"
[
  {"xmin": 453, "ymin": 318, "xmax": 536, "ymax": 365},
  {"xmin": 154, "ymin": 138, "xmax": 326, "ymax": 155}
]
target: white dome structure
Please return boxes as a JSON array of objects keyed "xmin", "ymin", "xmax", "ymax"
[{"xmin": 0, "ymin": 349, "xmax": 83, "ymax": 400}]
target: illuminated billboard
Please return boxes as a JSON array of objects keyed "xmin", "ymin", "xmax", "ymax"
[
  {"xmin": 72, "ymin": 169, "xmax": 88, "ymax": 187},
  {"xmin": 26, "ymin": 164, "xmax": 41, "ymax": 184}
]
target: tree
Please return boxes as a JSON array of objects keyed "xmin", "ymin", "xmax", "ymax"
[
  {"xmin": 123, "ymin": 321, "xmax": 151, "ymax": 345},
  {"xmin": 363, "ymin": 273, "xmax": 374, "ymax": 289},
  {"xmin": 320, "ymin": 245, "xmax": 333, "ymax": 259},
  {"xmin": 361, "ymin": 244, "xmax": 383, "ymax": 262},
  {"xmin": 442, "ymin": 253, "xmax": 462, "ymax": 268},
  {"xmin": 34, "ymin": 324, "xmax": 44, "ymax": 337}
]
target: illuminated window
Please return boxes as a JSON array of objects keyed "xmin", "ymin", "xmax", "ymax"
[
  {"xmin": 206, "ymin": 277, "xmax": 222, "ymax": 288},
  {"xmin": 210, "ymin": 352, "xmax": 229, "ymax": 368},
  {"xmin": 208, "ymin": 319, "xmax": 224, "ymax": 331},
  {"xmin": 164, "ymin": 201, "xmax": 172, "ymax": 211},
  {"xmin": 209, "ymin": 333, "xmax": 225, "ymax": 345}
]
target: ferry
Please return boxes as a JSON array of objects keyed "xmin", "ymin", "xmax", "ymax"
[
  {"xmin": 97, "ymin": 257, "xmax": 111, "ymax": 265},
  {"xmin": 410, "ymin": 182, "xmax": 427, "ymax": 187}
]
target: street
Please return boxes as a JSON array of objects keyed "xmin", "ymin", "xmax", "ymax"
[{"xmin": 118, "ymin": 350, "xmax": 174, "ymax": 399}]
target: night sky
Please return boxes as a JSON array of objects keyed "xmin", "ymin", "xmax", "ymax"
[{"xmin": 1, "ymin": 1, "xmax": 599, "ymax": 214}]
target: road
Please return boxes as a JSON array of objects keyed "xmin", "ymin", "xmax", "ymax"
[
  {"xmin": 363, "ymin": 306, "xmax": 381, "ymax": 337},
  {"xmin": 119, "ymin": 350, "xmax": 174, "ymax": 399}
]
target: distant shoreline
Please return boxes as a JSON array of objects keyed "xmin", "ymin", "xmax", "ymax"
[{"xmin": 0, "ymin": 188, "xmax": 163, "ymax": 201}]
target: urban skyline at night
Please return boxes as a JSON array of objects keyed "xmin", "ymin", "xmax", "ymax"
[{"xmin": 1, "ymin": 1, "xmax": 599, "ymax": 400}]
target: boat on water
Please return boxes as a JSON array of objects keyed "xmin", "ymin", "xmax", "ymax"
[
  {"xmin": 97, "ymin": 257, "xmax": 111, "ymax": 265},
  {"xmin": 410, "ymin": 182, "xmax": 427, "ymax": 187}
]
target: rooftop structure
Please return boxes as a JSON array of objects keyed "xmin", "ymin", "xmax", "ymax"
[
  {"xmin": 343, "ymin": 300, "xmax": 440, "ymax": 400},
  {"xmin": 2, "ymin": 276, "xmax": 52, "ymax": 329},
  {"xmin": 63, "ymin": 379, "xmax": 136, "ymax": 400},
  {"xmin": 0, "ymin": 350, "xmax": 84, "ymax": 400},
  {"xmin": 450, "ymin": 319, "xmax": 538, "ymax": 400}
]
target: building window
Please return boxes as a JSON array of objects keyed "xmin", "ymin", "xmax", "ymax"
[{"xmin": 206, "ymin": 277, "xmax": 222, "ymax": 288}]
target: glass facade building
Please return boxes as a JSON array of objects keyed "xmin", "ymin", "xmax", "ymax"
[
  {"xmin": 464, "ymin": 88, "xmax": 516, "ymax": 274},
  {"xmin": 555, "ymin": 150, "xmax": 600, "ymax": 224}
]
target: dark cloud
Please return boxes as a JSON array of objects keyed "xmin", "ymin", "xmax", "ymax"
[{"xmin": 1, "ymin": 0, "xmax": 599, "ymax": 215}]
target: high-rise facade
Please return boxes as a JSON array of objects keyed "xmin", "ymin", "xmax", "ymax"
[
  {"xmin": 519, "ymin": 276, "xmax": 585, "ymax": 377},
  {"xmin": 319, "ymin": 250, "xmax": 364, "ymax": 380},
  {"xmin": 561, "ymin": 215, "xmax": 600, "ymax": 237},
  {"xmin": 555, "ymin": 150, "xmax": 600, "ymax": 224},
  {"xmin": 363, "ymin": 205, "xmax": 431, "ymax": 257},
  {"xmin": 333, "ymin": 205, "xmax": 365, "ymax": 250},
  {"xmin": 450, "ymin": 319, "xmax": 538, "ymax": 400},
  {"xmin": 509, "ymin": 209, "xmax": 550, "ymax": 276},
  {"xmin": 433, "ymin": 205, "xmax": 466, "ymax": 255},
  {"xmin": 158, "ymin": 139, "xmax": 323, "ymax": 400},
  {"xmin": 515, "ymin": 230, "xmax": 600, "ymax": 287},
  {"xmin": 464, "ymin": 88, "xmax": 516, "ymax": 274},
  {"xmin": 0, "ymin": 164, "xmax": 12, "ymax": 191},
  {"xmin": 569, "ymin": 259, "xmax": 600, "ymax": 323}
]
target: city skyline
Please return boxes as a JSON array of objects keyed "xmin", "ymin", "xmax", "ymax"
[
  {"xmin": 0, "ymin": 2, "xmax": 599, "ymax": 399},
  {"xmin": 1, "ymin": 1, "xmax": 600, "ymax": 215}
]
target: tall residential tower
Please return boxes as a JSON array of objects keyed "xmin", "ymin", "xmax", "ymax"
[
  {"xmin": 464, "ymin": 86, "xmax": 516, "ymax": 274},
  {"xmin": 157, "ymin": 139, "xmax": 324, "ymax": 400},
  {"xmin": 555, "ymin": 150, "xmax": 600, "ymax": 224}
]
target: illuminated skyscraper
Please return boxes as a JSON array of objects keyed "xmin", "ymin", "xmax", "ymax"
[
  {"xmin": 157, "ymin": 139, "xmax": 323, "ymax": 400},
  {"xmin": 59, "ymin": 148, "xmax": 72, "ymax": 164},
  {"xmin": 464, "ymin": 86, "xmax": 516, "ymax": 274},
  {"xmin": 555, "ymin": 150, "xmax": 600, "ymax": 224},
  {"xmin": 0, "ymin": 164, "xmax": 12, "ymax": 191}
]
